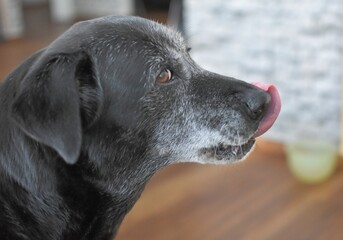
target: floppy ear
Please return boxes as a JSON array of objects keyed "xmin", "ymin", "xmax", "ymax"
[{"xmin": 11, "ymin": 51, "xmax": 103, "ymax": 164}]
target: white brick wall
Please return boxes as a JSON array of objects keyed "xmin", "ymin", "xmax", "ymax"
[{"xmin": 185, "ymin": 0, "xmax": 343, "ymax": 145}]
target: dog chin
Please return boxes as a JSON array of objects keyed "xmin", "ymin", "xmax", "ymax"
[{"xmin": 197, "ymin": 139, "xmax": 256, "ymax": 164}]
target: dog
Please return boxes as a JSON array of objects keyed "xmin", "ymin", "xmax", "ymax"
[{"xmin": 0, "ymin": 16, "xmax": 281, "ymax": 239}]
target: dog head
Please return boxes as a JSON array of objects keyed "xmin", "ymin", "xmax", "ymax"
[{"xmin": 10, "ymin": 16, "xmax": 280, "ymax": 167}]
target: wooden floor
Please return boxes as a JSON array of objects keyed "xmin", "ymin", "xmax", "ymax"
[
  {"xmin": 116, "ymin": 141, "xmax": 343, "ymax": 240},
  {"xmin": 1, "ymin": 6, "xmax": 343, "ymax": 240}
]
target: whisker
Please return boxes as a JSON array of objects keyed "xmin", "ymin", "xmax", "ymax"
[{"xmin": 237, "ymin": 131, "xmax": 243, "ymax": 155}]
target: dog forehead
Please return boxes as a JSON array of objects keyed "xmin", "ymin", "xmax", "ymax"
[
  {"xmin": 105, "ymin": 16, "xmax": 183, "ymax": 43},
  {"xmin": 101, "ymin": 16, "xmax": 186, "ymax": 55},
  {"xmin": 46, "ymin": 16, "xmax": 185, "ymax": 60}
]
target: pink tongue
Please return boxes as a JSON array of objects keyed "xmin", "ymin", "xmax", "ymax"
[{"xmin": 250, "ymin": 82, "xmax": 281, "ymax": 138}]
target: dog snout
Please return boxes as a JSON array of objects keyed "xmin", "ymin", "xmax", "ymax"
[{"xmin": 244, "ymin": 90, "xmax": 271, "ymax": 120}]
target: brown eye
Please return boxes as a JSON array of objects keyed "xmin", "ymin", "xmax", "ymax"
[{"xmin": 156, "ymin": 69, "xmax": 172, "ymax": 84}]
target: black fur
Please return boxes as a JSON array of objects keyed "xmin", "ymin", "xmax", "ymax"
[{"xmin": 0, "ymin": 16, "xmax": 270, "ymax": 239}]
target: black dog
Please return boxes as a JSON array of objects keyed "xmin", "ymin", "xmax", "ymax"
[{"xmin": 0, "ymin": 16, "xmax": 280, "ymax": 239}]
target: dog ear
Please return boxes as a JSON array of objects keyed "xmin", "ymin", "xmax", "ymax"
[{"xmin": 11, "ymin": 51, "xmax": 103, "ymax": 164}]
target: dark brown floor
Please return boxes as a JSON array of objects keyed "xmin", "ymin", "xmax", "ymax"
[
  {"xmin": 1, "ymin": 5, "xmax": 343, "ymax": 240},
  {"xmin": 116, "ymin": 140, "xmax": 343, "ymax": 240}
]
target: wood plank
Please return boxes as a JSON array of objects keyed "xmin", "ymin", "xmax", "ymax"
[{"xmin": 116, "ymin": 140, "xmax": 343, "ymax": 240}]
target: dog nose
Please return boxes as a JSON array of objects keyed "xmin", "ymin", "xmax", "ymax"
[{"xmin": 244, "ymin": 91, "xmax": 271, "ymax": 120}]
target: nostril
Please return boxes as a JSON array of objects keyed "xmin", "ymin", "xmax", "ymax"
[
  {"xmin": 245, "ymin": 102, "xmax": 264, "ymax": 120},
  {"xmin": 245, "ymin": 93, "xmax": 271, "ymax": 120}
]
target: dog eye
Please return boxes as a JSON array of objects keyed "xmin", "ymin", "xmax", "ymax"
[{"xmin": 156, "ymin": 69, "xmax": 172, "ymax": 84}]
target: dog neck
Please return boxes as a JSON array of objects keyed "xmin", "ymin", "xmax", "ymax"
[{"xmin": 0, "ymin": 122, "xmax": 160, "ymax": 239}]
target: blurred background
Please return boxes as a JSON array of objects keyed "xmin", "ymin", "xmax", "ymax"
[{"xmin": 0, "ymin": 0, "xmax": 342, "ymax": 239}]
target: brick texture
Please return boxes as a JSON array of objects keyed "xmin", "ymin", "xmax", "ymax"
[{"xmin": 185, "ymin": 0, "xmax": 343, "ymax": 145}]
